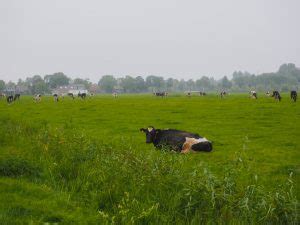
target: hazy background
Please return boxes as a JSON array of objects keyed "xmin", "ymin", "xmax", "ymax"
[{"xmin": 1, "ymin": 0, "xmax": 300, "ymax": 82}]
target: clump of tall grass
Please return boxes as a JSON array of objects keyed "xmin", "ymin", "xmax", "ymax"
[
  {"xmin": 0, "ymin": 118, "xmax": 298, "ymax": 224},
  {"xmin": 0, "ymin": 156, "xmax": 41, "ymax": 178}
]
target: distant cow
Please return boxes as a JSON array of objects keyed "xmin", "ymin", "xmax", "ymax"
[
  {"xmin": 140, "ymin": 126, "xmax": 212, "ymax": 153},
  {"xmin": 271, "ymin": 91, "xmax": 281, "ymax": 101},
  {"xmin": 154, "ymin": 92, "xmax": 167, "ymax": 97},
  {"xmin": 53, "ymin": 94, "xmax": 59, "ymax": 102},
  {"xmin": 113, "ymin": 92, "xmax": 118, "ymax": 98},
  {"xmin": 199, "ymin": 91, "xmax": 206, "ymax": 96},
  {"xmin": 68, "ymin": 93, "xmax": 75, "ymax": 99},
  {"xmin": 250, "ymin": 91, "xmax": 257, "ymax": 99},
  {"xmin": 266, "ymin": 91, "xmax": 271, "ymax": 97},
  {"xmin": 78, "ymin": 93, "xmax": 86, "ymax": 99},
  {"xmin": 34, "ymin": 94, "xmax": 41, "ymax": 102},
  {"xmin": 6, "ymin": 95, "xmax": 14, "ymax": 104},
  {"xmin": 14, "ymin": 94, "xmax": 20, "ymax": 101},
  {"xmin": 220, "ymin": 91, "xmax": 227, "ymax": 98},
  {"xmin": 291, "ymin": 91, "xmax": 297, "ymax": 102}
]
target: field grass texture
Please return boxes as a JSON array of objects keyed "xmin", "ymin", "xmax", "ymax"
[{"xmin": 0, "ymin": 93, "xmax": 299, "ymax": 224}]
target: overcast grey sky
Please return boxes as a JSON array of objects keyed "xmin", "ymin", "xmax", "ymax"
[{"xmin": 1, "ymin": 0, "xmax": 300, "ymax": 83}]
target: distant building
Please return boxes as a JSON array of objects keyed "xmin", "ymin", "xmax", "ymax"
[
  {"xmin": 89, "ymin": 84, "xmax": 100, "ymax": 93},
  {"xmin": 16, "ymin": 85, "xmax": 29, "ymax": 94},
  {"xmin": 3, "ymin": 87, "xmax": 15, "ymax": 94},
  {"xmin": 52, "ymin": 84, "xmax": 88, "ymax": 95}
]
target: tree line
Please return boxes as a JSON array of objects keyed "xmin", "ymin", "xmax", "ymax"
[{"xmin": 1, "ymin": 63, "xmax": 299, "ymax": 95}]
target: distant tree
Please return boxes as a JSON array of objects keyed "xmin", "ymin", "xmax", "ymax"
[
  {"xmin": 25, "ymin": 75, "xmax": 49, "ymax": 94},
  {"xmin": 186, "ymin": 79, "xmax": 195, "ymax": 91},
  {"xmin": 178, "ymin": 79, "xmax": 186, "ymax": 91},
  {"xmin": 32, "ymin": 81, "xmax": 48, "ymax": 94},
  {"xmin": 120, "ymin": 76, "xmax": 137, "ymax": 93},
  {"xmin": 0, "ymin": 80, "xmax": 5, "ymax": 92},
  {"xmin": 166, "ymin": 78, "xmax": 174, "ymax": 91},
  {"xmin": 73, "ymin": 78, "xmax": 91, "ymax": 89},
  {"xmin": 98, "ymin": 75, "xmax": 117, "ymax": 93},
  {"xmin": 278, "ymin": 63, "xmax": 300, "ymax": 82},
  {"xmin": 135, "ymin": 76, "xmax": 146, "ymax": 92},
  {"xmin": 146, "ymin": 76, "xmax": 164, "ymax": 91},
  {"xmin": 44, "ymin": 72, "xmax": 70, "ymax": 88},
  {"xmin": 221, "ymin": 76, "xmax": 232, "ymax": 89},
  {"xmin": 6, "ymin": 81, "xmax": 16, "ymax": 88},
  {"xmin": 196, "ymin": 76, "xmax": 210, "ymax": 91}
]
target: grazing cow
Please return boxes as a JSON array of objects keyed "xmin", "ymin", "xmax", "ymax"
[
  {"xmin": 154, "ymin": 92, "xmax": 167, "ymax": 97},
  {"xmin": 250, "ymin": 91, "xmax": 257, "ymax": 99},
  {"xmin": 78, "ymin": 93, "xmax": 86, "ymax": 99},
  {"xmin": 68, "ymin": 93, "xmax": 75, "ymax": 99},
  {"xmin": 14, "ymin": 93, "xmax": 20, "ymax": 101},
  {"xmin": 291, "ymin": 90, "xmax": 297, "ymax": 102},
  {"xmin": 220, "ymin": 91, "xmax": 227, "ymax": 98},
  {"xmin": 53, "ymin": 94, "xmax": 59, "ymax": 102},
  {"xmin": 140, "ymin": 126, "xmax": 212, "ymax": 153},
  {"xmin": 271, "ymin": 91, "xmax": 281, "ymax": 101},
  {"xmin": 34, "ymin": 94, "xmax": 41, "ymax": 102},
  {"xmin": 6, "ymin": 95, "xmax": 14, "ymax": 104}
]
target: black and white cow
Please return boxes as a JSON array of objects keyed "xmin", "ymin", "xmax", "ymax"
[
  {"xmin": 34, "ymin": 94, "xmax": 42, "ymax": 102},
  {"xmin": 14, "ymin": 94, "xmax": 20, "ymax": 101},
  {"xmin": 220, "ymin": 91, "xmax": 227, "ymax": 98},
  {"xmin": 140, "ymin": 126, "xmax": 212, "ymax": 153},
  {"xmin": 68, "ymin": 93, "xmax": 75, "ymax": 99},
  {"xmin": 78, "ymin": 93, "xmax": 86, "ymax": 99},
  {"xmin": 250, "ymin": 90, "xmax": 257, "ymax": 99},
  {"xmin": 271, "ymin": 91, "xmax": 281, "ymax": 101},
  {"xmin": 53, "ymin": 94, "xmax": 59, "ymax": 102},
  {"xmin": 154, "ymin": 92, "xmax": 167, "ymax": 97},
  {"xmin": 291, "ymin": 91, "xmax": 297, "ymax": 102},
  {"xmin": 6, "ymin": 95, "xmax": 14, "ymax": 104}
]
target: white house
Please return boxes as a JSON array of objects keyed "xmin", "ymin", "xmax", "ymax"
[{"xmin": 52, "ymin": 84, "xmax": 88, "ymax": 95}]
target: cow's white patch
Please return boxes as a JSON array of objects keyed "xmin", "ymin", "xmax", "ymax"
[
  {"xmin": 185, "ymin": 137, "xmax": 209, "ymax": 144},
  {"xmin": 148, "ymin": 127, "xmax": 153, "ymax": 132},
  {"xmin": 181, "ymin": 137, "xmax": 209, "ymax": 153}
]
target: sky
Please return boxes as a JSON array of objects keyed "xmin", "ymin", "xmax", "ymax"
[{"xmin": 1, "ymin": 0, "xmax": 300, "ymax": 83}]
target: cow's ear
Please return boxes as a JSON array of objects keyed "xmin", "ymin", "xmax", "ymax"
[{"xmin": 140, "ymin": 128, "xmax": 146, "ymax": 133}]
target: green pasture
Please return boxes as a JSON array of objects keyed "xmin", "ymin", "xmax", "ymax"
[{"xmin": 0, "ymin": 93, "xmax": 299, "ymax": 224}]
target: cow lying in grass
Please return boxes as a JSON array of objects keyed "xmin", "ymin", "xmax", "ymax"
[{"xmin": 140, "ymin": 126, "xmax": 212, "ymax": 153}]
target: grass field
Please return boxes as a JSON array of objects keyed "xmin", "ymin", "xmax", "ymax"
[{"xmin": 0, "ymin": 93, "xmax": 299, "ymax": 224}]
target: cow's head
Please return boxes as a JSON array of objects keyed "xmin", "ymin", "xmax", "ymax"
[{"xmin": 140, "ymin": 126, "xmax": 156, "ymax": 143}]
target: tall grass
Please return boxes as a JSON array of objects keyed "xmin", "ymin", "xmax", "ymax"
[{"xmin": 0, "ymin": 117, "xmax": 298, "ymax": 224}]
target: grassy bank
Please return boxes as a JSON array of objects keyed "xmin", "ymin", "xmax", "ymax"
[{"xmin": 0, "ymin": 94, "xmax": 299, "ymax": 224}]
